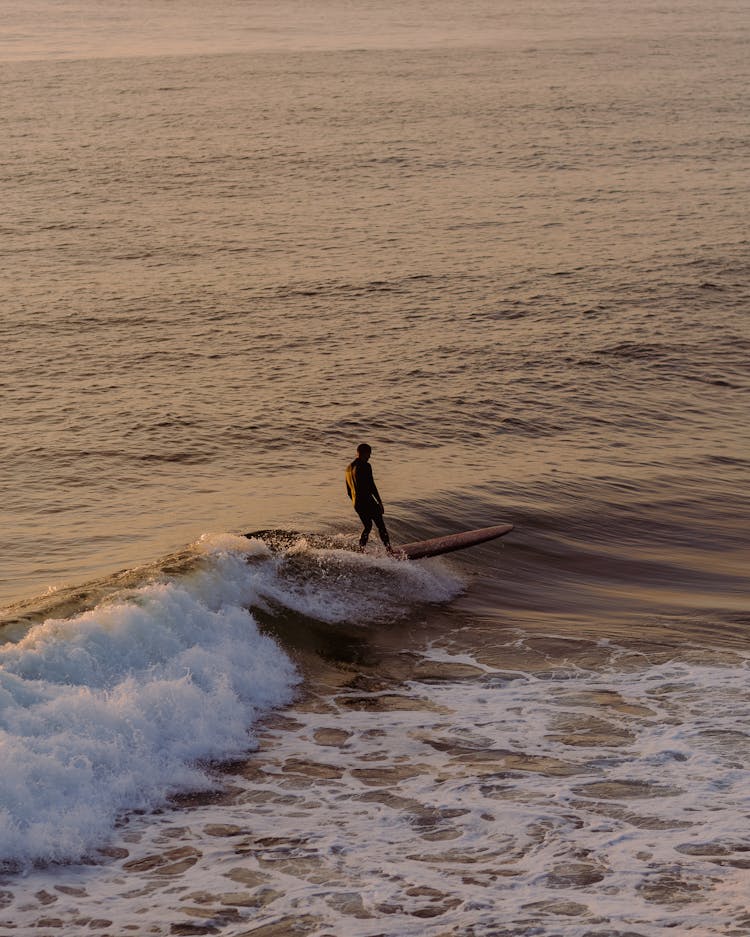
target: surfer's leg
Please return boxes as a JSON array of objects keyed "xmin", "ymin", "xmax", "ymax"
[
  {"xmin": 374, "ymin": 512, "xmax": 391, "ymax": 550},
  {"xmin": 357, "ymin": 510, "xmax": 373, "ymax": 547}
]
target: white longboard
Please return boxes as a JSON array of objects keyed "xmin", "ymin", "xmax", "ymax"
[{"xmin": 398, "ymin": 523, "xmax": 513, "ymax": 560}]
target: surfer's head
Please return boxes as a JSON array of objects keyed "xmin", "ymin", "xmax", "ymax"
[{"xmin": 356, "ymin": 443, "xmax": 372, "ymax": 461}]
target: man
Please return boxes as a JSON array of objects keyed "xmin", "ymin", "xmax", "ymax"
[{"xmin": 345, "ymin": 443, "xmax": 392, "ymax": 551}]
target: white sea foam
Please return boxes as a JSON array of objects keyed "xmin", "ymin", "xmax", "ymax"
[
  {"xmin": 233, "ymin": 534, "xmax": 465, "ymax": 625},
  {"xmin": 4, "ymin": 641, "xmax": 750, "ymax": 934},
  {"xmin": 0, "ymin": 540, "xmax": 300, "ymax": 866},
  {"xmin": 0, "ymin": 535, "xmax": 463, "ymax": 867}
]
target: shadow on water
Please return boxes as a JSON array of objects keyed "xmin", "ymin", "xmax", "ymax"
[{"xmin": 251, "ymin": 600, "xmax": 379, "ymax": 669}]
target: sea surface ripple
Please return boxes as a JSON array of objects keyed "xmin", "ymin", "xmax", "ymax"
[{"xmin": 1, "ymin": 1, "xmax": 749, "ymax": 933}]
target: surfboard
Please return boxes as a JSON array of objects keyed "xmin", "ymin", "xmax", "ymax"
[{"xmin": 397, "ymin": 523, "xmax": 513, "ymax": 560}]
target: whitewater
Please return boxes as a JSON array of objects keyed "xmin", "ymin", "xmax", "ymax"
[{"xmin": 0, "ymin": 535, "xmax": 463, "ymax": 869}]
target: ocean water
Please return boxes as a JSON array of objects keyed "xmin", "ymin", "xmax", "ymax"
[{"xmin": 2, "ymin": 1, "xmax": 749, "ymax": 934}]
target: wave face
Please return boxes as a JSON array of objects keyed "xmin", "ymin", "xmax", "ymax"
[
  {"xmin": 0, "ymin": 534, "xmax": 463, "ymax": 867},
  {"xmin": 0, "ymin": 538, "xmax": 300, "ymax": 866}
]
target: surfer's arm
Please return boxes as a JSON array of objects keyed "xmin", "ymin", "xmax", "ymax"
[{"xmin": 371, "ymin": 481, "xmax": 384, "ymax": 511}]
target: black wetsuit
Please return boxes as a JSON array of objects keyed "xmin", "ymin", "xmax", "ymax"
[{"xmin": 345, "ymin": 457, "xmax": 391, "ymax": 548}]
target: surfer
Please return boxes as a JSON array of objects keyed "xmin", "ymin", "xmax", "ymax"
[{"xmin": 345, "ymin": 443, "xmax": 392, "ymax": 552}]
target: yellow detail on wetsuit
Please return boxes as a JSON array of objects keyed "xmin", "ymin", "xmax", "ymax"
[{"xmin": 345, "ymin": 461, "xmax": 357, "ymax": 505}]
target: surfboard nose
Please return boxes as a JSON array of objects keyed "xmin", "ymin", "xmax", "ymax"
[{"xmin": 399, "ymin": 523, "xmax": 514, "ymax": 560}]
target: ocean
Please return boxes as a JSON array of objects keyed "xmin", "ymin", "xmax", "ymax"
[{"xmin": 1, "ymin": 1, "xmax": 749, "ymax": 934}]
